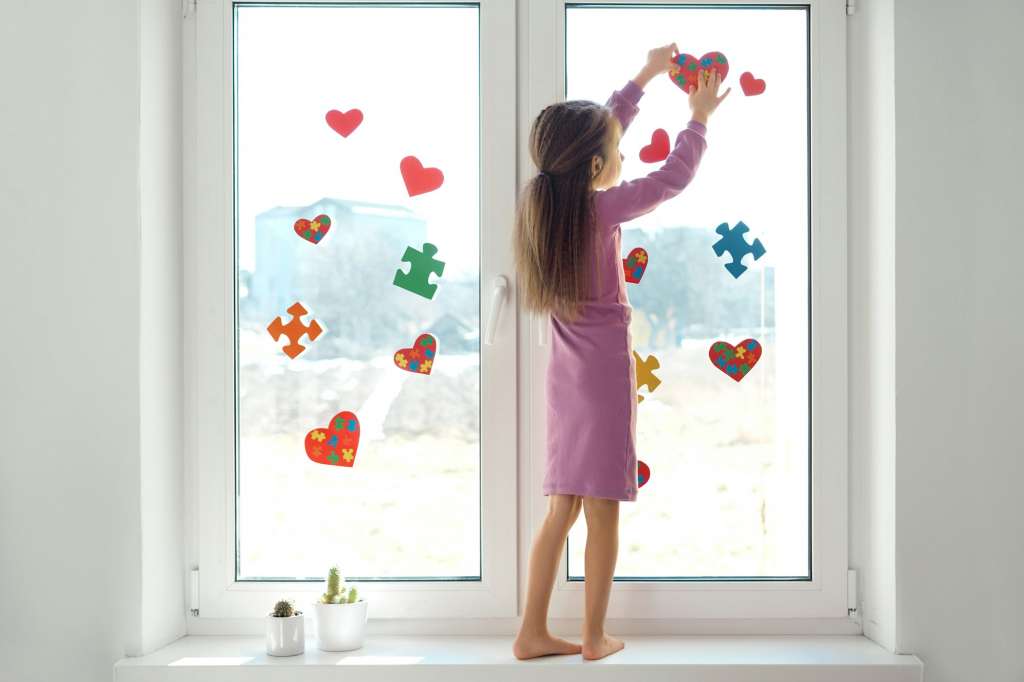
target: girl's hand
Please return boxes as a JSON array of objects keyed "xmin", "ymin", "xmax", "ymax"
[
  {"xmin": 688, "ymin": 69, "xmax": 731, "ymax": 125},
  {"xmin": 632, "ymin": 43, "xmax": 679, "ymax": 89}
]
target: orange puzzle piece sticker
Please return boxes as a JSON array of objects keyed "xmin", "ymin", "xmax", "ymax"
[
  {"xmin": 634, "ymin": 351, "xmax": 662, "ymax": 403},
  {"xmin": 267, "ymin": 302, "xmax": 324, "ymax": 359}
]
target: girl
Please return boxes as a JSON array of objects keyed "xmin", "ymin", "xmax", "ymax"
[{"xmin": 512, "ymin": 45, "xmax": 729, "ymax": 661}]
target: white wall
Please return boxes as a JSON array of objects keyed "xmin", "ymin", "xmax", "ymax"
[
  {"xmin": 0, "ymin": 0, "xmax": 142, "ymax": 679},
  {"xmin": 849, "ymin": 3, "xmax": 1024, "ymax": 678},
  {"xmin": 140, "ymin": 0, "xmax": 187, "ymax": 654},
  {"xmin": 892, "ymin": 1, "xmax": 1024, "ymax": 681},
  {"xmin": 0, "ymin": 0, "xmax": 185, "ymax": 679},
  {"xmin": 847, "ymin": 0, "xmax": 896, "ymax": 651}
]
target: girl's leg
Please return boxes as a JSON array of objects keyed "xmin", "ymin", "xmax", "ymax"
[
  {"xmin": 513, "ymin": 494, "xmax": 583, "ymax": 660},
  {"xmin": 580, "ymin": 496, "xmax": 623, "ymax": 660}
]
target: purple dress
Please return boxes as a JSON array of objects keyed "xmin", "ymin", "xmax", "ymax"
[{"xmin": 543, "ymin": 80, "xmax": 708, "ymax": 502}]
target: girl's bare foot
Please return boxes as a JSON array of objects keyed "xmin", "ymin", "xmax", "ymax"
[
  {"xmin": 513, "ymin": 631, "xmax": 583, "ymax": 660},
  {"xmin": 582, "ymin": 634, "xmax": 624, "ymax": 660}
]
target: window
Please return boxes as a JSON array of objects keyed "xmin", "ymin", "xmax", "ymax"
[
  {"xmin": 192, "ymin": 0, "xmax": 516, "ymax": 618},
  {"xmin": 234, "ymin": 4, "xmax": 482, "ymax": 581},
  {"xmin": 190, "ymin": 0, "xmax": 847, "ymax": 624},
  {"xmin": 523, "ymin": 0, "xmax": 847, "ymax": 620},
  {"xmin": 564, "ymin": 5, "xmax": 810, "ymax": 581}
]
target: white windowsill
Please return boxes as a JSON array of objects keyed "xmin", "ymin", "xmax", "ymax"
[{"xmin": 116, "ymin": 635, "xmax": 922, "ymax": 682}]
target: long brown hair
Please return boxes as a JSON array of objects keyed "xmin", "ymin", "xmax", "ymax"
[{"xmin": 515, "ymin": 100, "xmax": 613, "ymax": 320}]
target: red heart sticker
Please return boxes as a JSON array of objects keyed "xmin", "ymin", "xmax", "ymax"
[
  {"xmin": 709, "ymin": 339, "xmax": 762, "ymax": 382},
  {"xmin": 325, "ymin": 108, "xmax": 363, "ymax": 137},
  {"xmin": 400, "ymin": 156, "xmax": 444, "ymax": 197},
  {"xmin": 623, "ymin": 247, "xmax": 648, "ymax": 284},
  {"xmin": 394, "ymin": 333, "xmax": 438, "ymax": 375},
  {"xmin": 740, "ymin": 72, "xmax": 766, "ymax": 96},
  {"xmin": 669, "ymin": 51, "xmax": 729, "ymax": 93},
  {"xmin": 639, "ymin": 129, "xmax": 670, "ymax": 163},
  {"xmin": 305, "ymin": 411, "xmax": 360, "ymax": 467},
  {"xmin": 293, "ymin": 214, "xmax": 331, "ymax": 244},
  {"xmin": 638, "ymin": 460, "xmax": 651, "ymax": 488}
]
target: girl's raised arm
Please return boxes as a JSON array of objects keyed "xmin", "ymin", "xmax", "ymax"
[
  {"xmin": 595, "ymin": 121, "xmax": 707, "ymax": 227},
  {"xmin": 605, "ymin": 80, "xmax": 644, "ymax": 135},
  {"xmin": 606, "ymin": 43, "xmax": 679, "ymax": 135},
  {"xmin": 597, "ymin": 68, "xmax": 729, "ymax": 227}
]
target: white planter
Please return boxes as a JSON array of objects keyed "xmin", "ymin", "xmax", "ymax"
[
  {"xmin": 315, "ymin": 600, "xmax": 368, "ymax": 651},
  {"xmin": 265, "ymin": 614, "xmax": 305, "ymax": 657}
]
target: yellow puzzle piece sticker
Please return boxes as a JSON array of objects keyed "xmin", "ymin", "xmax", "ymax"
[{"xmin": 634, "ymin": 351, "xmax": 662, "ymax": 403}]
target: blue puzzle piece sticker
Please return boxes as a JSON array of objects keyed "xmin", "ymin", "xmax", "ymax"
[{"xmin": 711, "ymin": 221, "xmax": 767, "ymax": 279}]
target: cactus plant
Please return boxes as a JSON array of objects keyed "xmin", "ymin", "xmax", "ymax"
[
  {"xmin": 320, "ymin": 566, "xmax": 359, "ymax": 604},
  {"xmin": 266, "ymin": 599, "xmax": 305, "ymax": 656},
  {"xmin": 270, "ymin": 599, "xmax": 301, "ymax": 617}
]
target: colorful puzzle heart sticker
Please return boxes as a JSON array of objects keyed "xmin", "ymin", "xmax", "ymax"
[
  {"xmin": 305, "ymin": 411, "xmax": 360, "ymax": 467},
  {"xmin": 639, "ymin": 129, "xmax": 669, "ymax": 163},
  {"xmin": 400, "ymin": 155, "xmax": 444, "ymax": 197},
  {"xmin": 293, "ymin": 214, "xmax": 331, "ymax": 244},
  {"xmin": 394, "ymin": 333, "xmax": 438, "ymax": 374},
  {"xmin": 709, "ymin": 339, "xmax": 762, "ymax": 382},
  {"xmin": 669, "ymin": 51, "xmax": 729, "ymax": 93},
  {"xmin": 623, "ymin": 247, "xmax": 648, "ymax": 284},
  {"xmin": 634, "ymin": 351, "xmax": 662, "ymax": 403},
  {"xmin": 638, "ymin": 460, "xmax": 651, "ymax": 489},
  {"xmin": 393, "ymin": 243, "xmax": 445, "ymax": 299},
  {"xmin": 325, "ymin": 108, "xmax": 363, "ymax": 137},
  {"xmin": 267, "ymin": 302, "xmax": 323, "ymax": 359},
  {"xmin": 740, "ymin": 71, "xmax": 766, "ymax": 96}
]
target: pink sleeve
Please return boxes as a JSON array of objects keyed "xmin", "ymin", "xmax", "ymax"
[
  {"xmin": 595, "ymin": 120, "xmax": 707, "ymax": 227},
  {"xmin": 606, "ymin": 80, "xmax": 645, "ymax": 136}
]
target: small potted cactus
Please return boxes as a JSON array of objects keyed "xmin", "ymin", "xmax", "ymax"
[
  {"xmin": 314, "ymin": 566, "xmax": 367, "ymax": 651},
  {"xmin": 265, "ymin": 599, "xmax": 304, "ymax": 657}
]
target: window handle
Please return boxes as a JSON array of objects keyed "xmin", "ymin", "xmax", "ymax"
[{"xmin": 484, "ymin": 276, "xmax": 508, "ymax": 347}]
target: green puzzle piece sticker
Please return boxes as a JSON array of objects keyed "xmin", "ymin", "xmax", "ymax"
[{"xmin": 393, "ymin": 242, "xmax": 446, "ymax": 300}]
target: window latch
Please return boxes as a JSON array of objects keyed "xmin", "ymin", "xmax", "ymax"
[
  {"xmin": 484, "ymin": 276, "xmax": 508, "ymax": 346},
  {"xmin": 190, "ymin": 568, "xmax": 200, "ymax": 617}
]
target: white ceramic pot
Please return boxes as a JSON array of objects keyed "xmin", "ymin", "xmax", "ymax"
[
  {"xmin": 265, "ymin": 614, "xmax": 305, "ymax": 657},
  {"xmin": 315, "ymin": 600, "xmax": 368, "ymax": 651}
]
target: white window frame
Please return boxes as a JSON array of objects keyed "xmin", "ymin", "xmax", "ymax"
[
  {"xmin": 187, "ymin": 0, "xmax": 848, "ymax": 627},
  {"xmin": 519, "ymin": 0, "xmax": 849, "ymax": 620},
  {"xmin": 186, "ymin": 0, "xmax": 518, "ymax": 619}
]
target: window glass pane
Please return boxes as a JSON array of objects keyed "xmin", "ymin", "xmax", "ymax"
[
  {"xmin": 565, "ymin": 5, "xmax": 810, "ymax": 579},
  {"xmin": 235, "ymin": 5, "xmax": 480, "ymax": 580}
]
